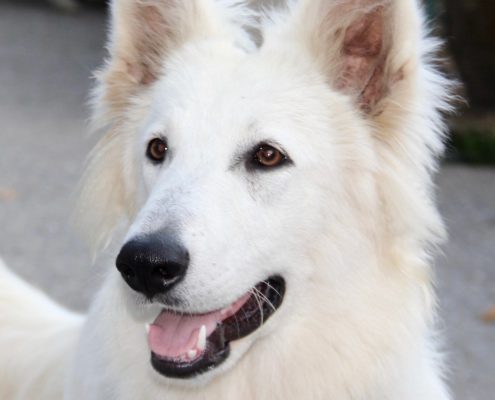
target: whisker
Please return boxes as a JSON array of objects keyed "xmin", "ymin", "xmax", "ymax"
[
  {"xmin": 251, "ymin": 287, "xmax": 277, "ymax": 325},
  {"xmin": 232, "ymin": 312, "xmax": 242, "ymax": 338},
  {"xmin": 262, "ymin": 280, "xmax": 282, "ymax": 297},
  {"xmin": 253, "ymin": 287, "xmax": 276, "ymax": 313},
  {"xmin": 250, "ymin": 288, "xmax": 265, "ymax": 325}
]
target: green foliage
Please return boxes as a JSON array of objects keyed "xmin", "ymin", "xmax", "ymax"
[{"xmin": 449, "ymin": 127, "xmax": 495, "ymax": 165}]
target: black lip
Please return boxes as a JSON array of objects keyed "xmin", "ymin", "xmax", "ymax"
[{"xmin": 150, "ymin": 276, "xmax": 286, "ymax": 379}]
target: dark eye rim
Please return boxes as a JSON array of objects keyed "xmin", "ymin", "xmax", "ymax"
[
  {"xmin": 146, "ymin": 137, "xmax": 168, "ymax": 164},
  {"xmin": 246, "ymin": 142, "xmax": 292, "ymax": 171}
]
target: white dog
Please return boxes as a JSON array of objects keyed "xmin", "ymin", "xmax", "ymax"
[{"xmin": 0, "ymin": 0, "xmax": 454, "ymax": 399}]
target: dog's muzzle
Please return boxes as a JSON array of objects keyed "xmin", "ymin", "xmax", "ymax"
[{"xmin": 115, "ymin": 234, "xmax": 286, "ymax": 379}]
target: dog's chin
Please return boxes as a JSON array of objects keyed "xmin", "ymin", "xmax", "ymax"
[{"xmin": 139, "ymin": 276, "xmax": 286, "ymax": 383}]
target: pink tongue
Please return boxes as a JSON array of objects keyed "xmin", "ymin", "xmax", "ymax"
[
  {"xmin": 148, "ymin": 311, "xmax": 220, "ymax": 358},
  {"xmin": 148, "ymin": 293, "xmax": 251, "ymax": 359}
]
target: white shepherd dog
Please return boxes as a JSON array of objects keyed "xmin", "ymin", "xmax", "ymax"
[{"xmin": 0, "ymin": 0, "xmax": 454, "ymax": 399}]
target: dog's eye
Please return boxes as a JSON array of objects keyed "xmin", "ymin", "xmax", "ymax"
[
  {"xmin": 252, "ymin": 144, "xmax": 287, "ymax": 169},
  {"xmin": 146, "ymin": 138, "xmax": 168, "ymax": 163}
]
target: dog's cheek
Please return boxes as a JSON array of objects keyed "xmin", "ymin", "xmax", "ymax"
[{"xmin": 141, "ymin": 162, "xmax": 161, "ymax": 197}]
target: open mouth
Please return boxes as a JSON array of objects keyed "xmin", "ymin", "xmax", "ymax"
[{"xmin": 148, "ymin": 276, "xmax": 285, "ymax": 379}]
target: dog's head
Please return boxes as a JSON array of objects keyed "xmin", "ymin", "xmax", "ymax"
[{"xmin": 79, "ymin": 0, "xmax": 450, "ymax": 385}]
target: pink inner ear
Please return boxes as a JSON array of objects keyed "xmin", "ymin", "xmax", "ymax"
[
  {"xmin": 140, "ymin": 4, "xmax": 175, "ymax": 39},
  {"xmin": 337, "ymin": 6, "xmax": 391, "ymax": 113},
  {"xmin": 125, "ymin": 4, "xmax": 176, "ymax": 86},
  {"xmin": 344, "ymin": 7, "xmax": 384, "ymax": 58}
]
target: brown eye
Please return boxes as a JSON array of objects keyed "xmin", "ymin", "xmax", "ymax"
[
  {"xmin": 254, "ymin": 144, "xmax": 286, "ymax": 168},
  {"xmin": 254, "ymin": 144, "xmax": 287, "ymax": 168},
  {"xmin": 146, "ymin": 138, "xmax": 168, "ymax": 163}
]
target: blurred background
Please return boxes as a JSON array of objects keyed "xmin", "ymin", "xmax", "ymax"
[{"xmin": 0, "ymin": 0, "xmax": 493, "ymax": 398}]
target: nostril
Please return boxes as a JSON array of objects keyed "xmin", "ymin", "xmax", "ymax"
[
  {"xmin": 121, "ymin": 265, "xmax": 136, "ymax": 281},
  {"xmin": 154, "ymin": 263, "xmax": 182, "ymax": 282}
]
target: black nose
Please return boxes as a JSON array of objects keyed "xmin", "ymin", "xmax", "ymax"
[{"xmin": 116, "ymin": 235, "xmax": 189, "ymax": 299}]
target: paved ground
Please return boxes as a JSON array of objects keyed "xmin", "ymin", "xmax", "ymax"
[{"xmin": 0, "ymin": 2, "xmax": 494, "ymax": 399}]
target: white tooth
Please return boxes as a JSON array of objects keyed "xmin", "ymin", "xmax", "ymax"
[
  {"xmin": 187, "ymin": 349, "xmax": 197, "ymax": 360},
  {"xmin": 197, "ymin": 325, "xmax": 206, "ymax": 351},
  {"xmin": 145, "ymin": 324, "xmax": 150, "ymax": 334}
]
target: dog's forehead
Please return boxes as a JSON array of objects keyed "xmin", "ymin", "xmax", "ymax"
[
  {"xmin": 148, "ymin": 43, "xmax": 324, "ymax": 142},
  {"xmin": 155, "ymin": 45, "xmax": 251, "ymax": 104}
]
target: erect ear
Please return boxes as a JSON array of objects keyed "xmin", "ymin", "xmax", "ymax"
[
  {"xmin": 335, "ymin": 2, "xmax": 394, "ymax": 114},
  {"xmin": 277, "ymin": 0, "xmax": 415, "ymax": 115},
  {"xmin": 95, "ymin": 0, "xmax": 251, "ymax": 118}
]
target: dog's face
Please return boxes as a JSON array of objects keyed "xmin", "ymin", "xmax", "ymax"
[
  {"xmin": 118, "ymin": 44, "xmax": 361, "ymax": 381},
  {"xmin": 133, "ymin": 53, "xmax": 328, "ymax": 308},
  {"xmin": 81, "ymin": 0, "xmax": 440, "ymax": 387}
]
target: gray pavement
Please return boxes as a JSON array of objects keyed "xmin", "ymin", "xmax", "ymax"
[{"xmin": 0, "ymin": 2, "xmax": 494, "ymax": 399}]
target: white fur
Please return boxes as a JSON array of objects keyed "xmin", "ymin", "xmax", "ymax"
[
  {"xmin": 1, "ymin": 0, "xmax": 453, "ymax": 399},
  {"xmin": 0, "ymin": 259, "xmax": 83, "ymax": 400}
]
